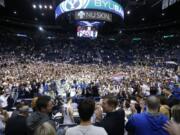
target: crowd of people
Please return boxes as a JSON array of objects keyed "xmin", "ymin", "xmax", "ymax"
[{"xmin": 0, "ymin": 26, "xmax": 179, "ymax": 135}]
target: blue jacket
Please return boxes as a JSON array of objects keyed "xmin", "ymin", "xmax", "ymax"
[
  {"xmin": 126, "ymin": 112, "xmax": 169, "ymax": 135},
  {"xmin": 172, "ymin": 86, "xmax": 180, "ymax": 99}
]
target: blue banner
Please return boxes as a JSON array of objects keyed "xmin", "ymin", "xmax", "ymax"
[{"xmin": 55, "ymin": 0, "xmax": 124, "ymax": 19}]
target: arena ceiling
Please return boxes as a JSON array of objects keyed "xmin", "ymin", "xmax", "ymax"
[{"xmin": 0, "ymin": 0, "xmax": 180, "ymax": 33}]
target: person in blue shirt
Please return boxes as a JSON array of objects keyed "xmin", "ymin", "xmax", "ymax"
[
  {"xmin": 126, "ymin": 96, "xmax": 169, "ymax": 135},
  {"xmin": 172, "ymin": 84, "xmax": 180, "ymax": 100}
]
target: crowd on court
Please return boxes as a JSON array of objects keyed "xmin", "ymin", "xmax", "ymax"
[{"xmin": 0, "ymin": 27, "xmax": 179, "ymax": 135}]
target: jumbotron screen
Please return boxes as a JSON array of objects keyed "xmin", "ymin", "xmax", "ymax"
[{"xmin": 77, "ymin": 26, "xmax": 98, "ymax": 38}]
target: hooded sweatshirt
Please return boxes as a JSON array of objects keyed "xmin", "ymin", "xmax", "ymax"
[{"xmin": 126, "ymin": 112, "xmax": 169, "ymax": 135}]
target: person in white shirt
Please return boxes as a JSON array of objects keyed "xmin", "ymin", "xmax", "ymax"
[
  {"xmin": 65, "ymin": 99, "xmax": 107, "ymax": 135},
  {"xmin": 0, "ymin": 93, "xmax": 9, "ymax": 109},
  {"xmin": 63, "ymin": 98, "xmax": 74, "ymax": 124}
]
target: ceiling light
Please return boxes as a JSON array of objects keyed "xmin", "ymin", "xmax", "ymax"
[
  {"xmin": 13, "ymin": 11, "xmax": 17, "ymax": 14},
  {"xmin": 49, "ymin": 5, "xmax": 53, "ymax": 9},
  {"xmin": 142, "ymin": 18, "xmax": 145, "ymax": 21},
  {"xmin": 39, "ymin": 4, "xmax": 42, "ymax": 9},
  {"xmin": 39, "ymin": 26, "xmax": 44, "ymax": 31},
  {"xmin": 33, "ymin": 4, "xmax": 36, "ymax": 9},
  {"xmin": 127, "ymin": 10, "xmax": 131, "ymax": 15},
  {"xmin": 44, "ymin": 5, "xmax": 47, "ymax": 9}
]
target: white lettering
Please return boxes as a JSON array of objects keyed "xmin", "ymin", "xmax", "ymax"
[
  {"xmin": 108, "ymin": 2, "xmax": 114, "ymax": 10},
  {"xmin": 95, "ymin": 0, "xmax": 101, "ymax": 7},
  {"xmin": 114, "ymin": 5, "xmax": 119, "ymax": 12},
  {"xmin": 94, "ymin": 0, "xmax": 122, "ymax": 16},
  {"xmin": 102, "ymin": 1, "xmax": 109, "ymax": 7}
]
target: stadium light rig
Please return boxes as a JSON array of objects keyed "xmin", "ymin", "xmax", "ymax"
[
  {"xmin": 162, "ymin": 13, "xmax": 165, "ymax": 16},
  {"xmin": 49, "ymin": 5, "xmax": 53, "ymax": 10},
  {"xmin": 33, "ymin": 4, "xmax": 36, "ymax": 9},
  {"xmin": 127, "ymin": 10, "xmax": 131, "ymax": 15},
  {"xmin": 13, "ymin": 11, "xmax": 17, "ymax": 14},
  {"xmin": 39, "ymin": 4, "xmax": 42, "ymax": 9},
  {"xmin": 38, "ymin": 26, "xmax": 44, "ymax": 31},
  {"xmin": 32, "ymin": 4, "xmax": 53, "ymax": 10}
]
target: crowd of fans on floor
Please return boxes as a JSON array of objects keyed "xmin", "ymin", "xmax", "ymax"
[{"xmin": 0, "ymin": 27, "xmax": 179, "ymax": 135}]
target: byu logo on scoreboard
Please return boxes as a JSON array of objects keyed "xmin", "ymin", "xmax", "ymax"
[
  {"xmin": 63, "ymin": 0, "xmax": 90, "ymax": 11},
  {"xmin": 78, "ymin": 11, "xmax": 85, "ymax": 19}
]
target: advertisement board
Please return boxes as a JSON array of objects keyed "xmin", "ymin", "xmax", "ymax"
[{"xmin": 75, "ymin": 10, "xmax": 112, "ymax": 22}]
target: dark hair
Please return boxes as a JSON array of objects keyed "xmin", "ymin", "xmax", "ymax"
[
  {"xmin": 125, "ymin": 100, "xmax": 130, "ymax": 108},
  {"xmin": 171, "ymin": 104, "xmax": 180, "ymax": 123},
  {"xmin": 146, "ymin": 96, "xmax": 160, "ymax": 111},
  {"xmin": 159, "ymin": 96, "xmax": 168, "ymax": 105},
  {"xmin": 36, "ymin": 96, "xmax": 51, "ymax": 111},
  {"xmin": 15, "ymin": 102, "xmax": 25, "ymax": 111},
  {"xmin": 150, "ymin": 87, "xmax": 158, "ymax": 95},
  {"xmin": 66, "ymin": 97, "xmax": 72, "ymax": 103},
  {"xmin": 78, "ymin": 99, "xmax": 95, "ymax": 121},
  {"xmin": 103, "ymin": 95, "xmax": 118, "ymax": 108}
]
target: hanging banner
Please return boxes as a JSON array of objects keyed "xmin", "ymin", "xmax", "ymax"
[{"xmin": 0, "ymin": 0, "xmax": 5, "ymax": 7}]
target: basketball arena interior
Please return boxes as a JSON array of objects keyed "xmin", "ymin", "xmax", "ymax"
[{"xmin": 0, "ymin": 0, "xmax": 180, "ymax": 135}]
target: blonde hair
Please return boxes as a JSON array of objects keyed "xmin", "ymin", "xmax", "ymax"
[
  {"xmin": 31, "ymin": 97, "xmax": 38, "ymax": 109},
  {"xmin": 34, "ymin": 122, "xmax": 56, "ymax": 135}
]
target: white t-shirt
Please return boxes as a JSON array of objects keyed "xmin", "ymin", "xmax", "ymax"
[
  {"xmin": 65, "ymin": 125, "xmax": 107, "ymax": 135},
  {"xmin": 0, "ymin": 95, "xmax": 8, "ymax": 108}
]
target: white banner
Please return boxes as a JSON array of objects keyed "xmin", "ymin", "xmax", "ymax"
[
  {"xmin": 169, "ymin": 0, "xmax": 176, "ymax": 6},
  {"xmin": 0, "ymin": 0, "xmax": 5, "ymax": 7},
  {"xmin": 162, "ymin": 0, "xmax": 178, "ymax": 9},
  {"xmin": 110, "ymin": 72, "xmax": 128, "ymax": 82},
  {"xmin": 162, "ymin": 0, "xmax": 169, "ymax": 9}
]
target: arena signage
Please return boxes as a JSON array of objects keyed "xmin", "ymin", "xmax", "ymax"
[
  {"xmin": 0, "ymin": 0, "xmax": 5, "ymax": 7},
  {"xmin": 162, "ymin": 0, "xmax": 178, "ymax": 9},
  {"xmin": 55, "ymin": 0, "xmax": 124, "ymax": 19},
  {"xmin": 75, "ymin": 11, "xmax": 112, "ymax": 22}
]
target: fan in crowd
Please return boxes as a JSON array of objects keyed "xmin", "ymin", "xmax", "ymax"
[
  {"xmin": 0, "ymin": 27, "xmax": 179, "ymax": 135},
  {"xmin": 65, "ymin": 98, "xmax": 107, "ymax": 135}
]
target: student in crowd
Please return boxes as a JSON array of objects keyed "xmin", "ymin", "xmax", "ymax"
[
  {"xmin": 5, "ymin": 105, "xmax": 29, "ymax": 135},
  {"xmin": 164, "ymin": 104, "xmax": 180, "ymax": 135},
  {"xmin": 62, "ymin": 97, "xmax": 74, "ymax": 124},
  {"xmin": 126, "ymin": 96, "xmax": 169, "ymax": 135},
  {"xmin": 160, "ymin": 96, "xmax": 170, "ymax": 119},
  {"xmin": 95, "ymin": 95, "xmax": 125, "ymax": 135},
  {"xmin": 34, "ymin": 122, "xmax": 56, "ymax": 135},
  {"xmin": 171, "ymin": 104, "xmax": 180, "ymax": 123},
  {"xmin": 65, "ymin": 98, "xmax": 107, "ymax": 135},
  {"xmin": 27, "ymin": 96, "xmax": 54, "ymax": 135}
]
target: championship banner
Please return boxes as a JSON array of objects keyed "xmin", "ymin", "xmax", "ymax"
[
  {"xmin": 55, "ymin": 0, "xmax": 124, "ymax": 19},
  {"xmin": 0, "ymin": 0, "xmax": 5, "ymax": 7}
]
